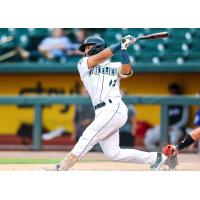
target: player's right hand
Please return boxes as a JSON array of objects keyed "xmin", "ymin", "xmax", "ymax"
[{"xmin": 121, "ymin": 35, "xmax": 136, "ymax": 50}]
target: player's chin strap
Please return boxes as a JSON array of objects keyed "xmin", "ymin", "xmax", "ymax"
[{"xmin": 56, "ymin": 152, "xmax": 78, "ymax": 171}]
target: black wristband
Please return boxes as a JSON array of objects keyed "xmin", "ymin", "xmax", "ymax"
[{"xmin": 176, "ymin": 134, "xmax": 195, "ymax": 150}]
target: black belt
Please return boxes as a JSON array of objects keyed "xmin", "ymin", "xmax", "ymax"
[{"xmin": 94, "ymin": 99, "xmax": 112, "ymax": 110}]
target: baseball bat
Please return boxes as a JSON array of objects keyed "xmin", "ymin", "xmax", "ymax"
[{"xmin": 137, "ymin": 32, "xmax": 169, "ymax": 40}]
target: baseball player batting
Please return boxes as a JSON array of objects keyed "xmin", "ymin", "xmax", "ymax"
[{"xmin": 43, "ymin": 34, "xmax": 173, "ymax": 171}]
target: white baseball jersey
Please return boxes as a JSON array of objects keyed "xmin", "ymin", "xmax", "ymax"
[
  {"xmin": 77, "ymin": 57, "xmax": 122, "ymax": 106},
  {"xmin": 71, "ymin": 56, "xmax": 159, "ymax": 167}
]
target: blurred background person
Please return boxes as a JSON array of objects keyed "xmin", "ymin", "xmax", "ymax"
[
  {"xmin": 72, "ymin": 86, "xmax": 94, "ymax": 142},
  {"xmin": 71, "ymin": 86, "xmax": 100, "ymax": 151},
  {"xmin": 38, "ymin": 28, "xmax": 71, "ymax": 61},
  {"xmin": 67, "ymin": 29, "xmax": 88, "ymax": 56},
  {"xmin": 119, "ymin": 90, "xmax": 137, "ymax": 147},
  {"xmin": 42, "ymin": 127, "xmax": 65, "ymax": 141},
  {"xmin": 144, "ymin": 83, "xmax": 189, "ymax": 151},
  {"xmin": 185, "ymin": 92, "xmax": 200, "ymax": 151}
]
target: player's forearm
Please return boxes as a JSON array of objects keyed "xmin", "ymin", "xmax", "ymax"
[
  {"xmin": 87, "ymin": 43, "xmax": 121, "ymax": 68},
  {"xmin": 120, "ymin": 50, "xmax": 133, "ymax": 75},
  {"xmin": 190, "ymin": 127, "xmax": 200, "ymax": 140}
]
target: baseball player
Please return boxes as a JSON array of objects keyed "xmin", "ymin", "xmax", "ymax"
[
  {"xmin": 163, "ymin": 106, "xmax": 200, "ymax": 169},
  {"xmin": 175, "ymin": 102, "xmax": 200, "ymax": 151},
  {"xmin": 162, "ymin": 127, "xmax": 200, "ymax": 169},
  {"xmin": 45, "ymin": 35, "xmax": 171, "ymax": 171},
  {"xmin": 176, "ymin": 127, "xmax": 200, "ymax": 150}
]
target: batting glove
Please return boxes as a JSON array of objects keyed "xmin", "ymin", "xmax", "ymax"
[{"xmin": 121, "ymin": 35, "xmax": 136, "ymax": 50}]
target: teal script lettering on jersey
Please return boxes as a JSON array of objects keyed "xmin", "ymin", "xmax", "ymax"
[{"xmin": 89, "ymin": 66, "xmax": 117, "ymax": 76}]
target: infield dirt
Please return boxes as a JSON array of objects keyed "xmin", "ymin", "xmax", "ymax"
[{"xmin": 0, "ymin": 151, "xmax": 200, "ymax": 171}]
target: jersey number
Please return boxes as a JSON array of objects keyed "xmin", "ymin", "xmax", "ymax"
[{"xmin": 109, "ymin": 79, "xmax": 117, "ymax": 87}]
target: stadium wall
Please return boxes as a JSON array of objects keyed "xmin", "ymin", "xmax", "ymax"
[{"xmin": 0, "ymin": 73, "xmax": 199, "ymax": 135}]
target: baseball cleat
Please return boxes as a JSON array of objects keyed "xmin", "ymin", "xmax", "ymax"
[
  {"xmin": 165, "ymin": 154, "xmax": 178, "ymax": 170},
  {"xmin": 162, "ymin": 144, "xmax": 178, "ymax": 170},
  {"xmin": 150, "ymin": 152, "xmax": 167, "ymax": 171},
  {"xmin": 39, "ymin": 164, "xmax": 60, "ymax": 171}
]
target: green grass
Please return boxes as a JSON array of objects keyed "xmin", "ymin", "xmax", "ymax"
[
  {"xmin": 0, "ymin": 158, "xmax": 108, "ymax": 164},
  {"xmin": 0, "ymin": 158, "xmax": 61, "ymax": 164}
]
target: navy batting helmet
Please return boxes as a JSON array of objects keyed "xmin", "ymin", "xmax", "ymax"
[{"xmin": 79, "ymin": 36, "xmax": 107, "ymax": 56}]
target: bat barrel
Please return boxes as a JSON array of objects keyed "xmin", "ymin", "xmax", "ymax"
[{"xmin": 137, "ymin": 32, "xmax": 169, "ymax": 40}]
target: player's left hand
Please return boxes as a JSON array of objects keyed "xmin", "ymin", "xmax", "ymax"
[{"xmin": 121, "ymin": 35, "xmax": 136, "ymax": 50}]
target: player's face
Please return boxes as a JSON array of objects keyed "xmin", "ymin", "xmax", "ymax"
[{"xmin": 84, "ymin": 45, "xmax": 93, "ymax": 55}]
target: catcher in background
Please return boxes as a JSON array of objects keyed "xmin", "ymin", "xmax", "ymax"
[
  {"xmin": 163, "ymin": 92, "xmax": 200, "ymax": 169},
  {"xmin": 163, "ymin": 127, "xmax": 200, "ymax": 170}
]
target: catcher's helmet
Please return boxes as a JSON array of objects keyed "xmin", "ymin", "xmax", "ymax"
[{"xmin": 79, "ymin": 36, "xmax": 107, "ymax": 56}]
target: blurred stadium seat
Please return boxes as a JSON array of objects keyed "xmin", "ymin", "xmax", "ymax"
[
  {"xmin": 0, "ymin": 28, "xmax": 200, "ymax": 66},
  {"xmin": 101, "ymin": 28, "xmax": 200, "ymax": 65}
]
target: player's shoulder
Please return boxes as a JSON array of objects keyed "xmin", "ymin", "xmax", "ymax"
[
  {"xmin": 78, "ymin": 57, "xmax": 88, "ymax": 66},
  {"xmin": 78, "ymin": 57, "xmax": 84, "ymax": 65},
  {"xmin": 77, "ymin": 57, "xmax": 90, "ymax": 74}
]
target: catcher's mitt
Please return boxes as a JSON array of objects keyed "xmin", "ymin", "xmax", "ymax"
[{"xmin": 162, "ymin": 144, "xmax": 178, "ymax": 170}]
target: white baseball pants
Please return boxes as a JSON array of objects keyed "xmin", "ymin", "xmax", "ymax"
[{"xmin": 71, "ymin": 99, "xmax": 157, "ymax": 165}]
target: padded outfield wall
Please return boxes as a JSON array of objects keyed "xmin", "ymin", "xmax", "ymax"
[{"xmin": 0, "ymin": 72, "xmax": 199, "ymax": 135}]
